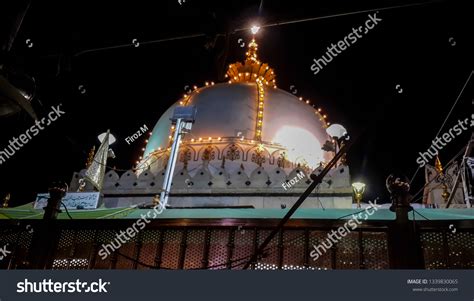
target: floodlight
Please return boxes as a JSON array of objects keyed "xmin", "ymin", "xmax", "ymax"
[
  {"xmin": 326, "ymin": 124, "xmax": 347, "ymax": 139},
  {"xmin": 98, "ymin": 132, "xmax": 116, "ymax": 145}
]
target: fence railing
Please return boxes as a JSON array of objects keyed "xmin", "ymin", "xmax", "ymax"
[{"xmin": 1, "ymin": 219, "xmax": 472, "ymax": 270}]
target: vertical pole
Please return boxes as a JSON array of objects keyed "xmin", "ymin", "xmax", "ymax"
[
  {"xmin": 201, "ymin": 228, "xmax": 211, "ymax": 269},
  {"xmin": 331, "ymin": 246, "xmax": 337, "ymax": 269},
  {"xmin": 160, "ymin": 119, "xmax": 184, "ymax": 207},
  {"xmin": 27, "ymin": 183, "xmax": 67, "ymax": 269},
  {"xmin": 387, "ymin": 176, "xmax": 424, "ymax": 269},
  {"xmin": 277, "ymin": 230, "xmax": 284, "ymax": 269},
  {"xmin": 154, "ymin": 230, "xmax": 164, "ymax": 269},
  {"xmin": 178, "ymin": 229, "xmax": 187, "ymax": 269},
  {"xmin": 358, "ymin": 230, "xmax": 365, "ymax": 269},
  {"xmin": 226, "ymin": 229, "xmax": 235, "ymax": 269},
  {"xmin": 303, "ymin": 229, "xmax": 309, "ymax": 268}
]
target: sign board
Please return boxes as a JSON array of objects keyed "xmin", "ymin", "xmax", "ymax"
[{"xmin": 34, "ymin": 192, "xmax": 100, "ymax": 210}]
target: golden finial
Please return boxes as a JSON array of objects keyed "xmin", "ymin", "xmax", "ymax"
[
  {"xmin": 85, "ymin": 146, "xmax": 96, "ymax": 168},
  {"xmin": 2, "ymin": 193, "xmax": 10, "ymax": 208},
  {"xmin": 246, "ymin": 39, "xmax": 259, "ymax": 63},
  {"xmin": 226, "ymin": 33, "xmax": 276, "ymax": 86},
  {"xmin": 435, "ymin": 156, "xmax": 443, "ymax": 174}
]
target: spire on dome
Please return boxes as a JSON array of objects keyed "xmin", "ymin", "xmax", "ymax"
[
  {"xmin": 435, "ymin": 156, "xmax": 443, "ymax": 174},
  {"xmin": 226, "ymin": 37, "xmax": 276, "ymax": 87},
  {"xmin": 246, "ymin": 38, "xmax": 259, "ymax": 64}
]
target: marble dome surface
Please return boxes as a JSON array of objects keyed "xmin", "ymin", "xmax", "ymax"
[{"xmin": 144, "ymin": 82, "xmax": 332, "ymax": 168}]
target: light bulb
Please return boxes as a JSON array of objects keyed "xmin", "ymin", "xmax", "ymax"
[{"xmin": 250, "ymin": 25, "xmax": 260, "ymax": 35}]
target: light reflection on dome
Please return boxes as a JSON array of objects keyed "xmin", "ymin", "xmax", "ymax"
[{"xmin": 272, "ymin": 125, "xmax": 323, "ymax": 169}]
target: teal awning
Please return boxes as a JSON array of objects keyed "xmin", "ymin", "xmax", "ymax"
[{"xmin": 1, "ymin": 204, "xmax": 473, "ymax": 221}]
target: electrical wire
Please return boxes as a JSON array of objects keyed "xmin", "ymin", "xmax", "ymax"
[
  {"xmin": 37, "ymin": 185, "xmax": 73, "ymax": 220},
  {"xmin": 238, "ymin": 0, "xmax": 442, "ymax": 31},
  {"xmin": 412, "ymin": 209, "xmax": 431, "ymax": 221},
  {"xmin": 60, "ymin": 201, "xmax": 73, "ymax": 220},
  {"xmin": 70, "ymin": 1, "xmax": 442, "ymax": 58},
  {"xmin": 89, "ymin": 151, "xmax": 163, "ymax": 173},
  {"xmin": 409, "ymin": 145, "xmax": 467, "ymax": 203},
  {"xmin": 409, "ymin": 71, "xmax": 474, "ymax": 185},
  {"xmin": 336, "ymin": 208, "xmax": 370, "ymax": 220},
  {"xmin": 112, "ymin": 223, "xmax": 319, "ymax": 270},
  {"xmin": 113, "ymin": 243, "xmax": 267, "ymax": 270}
]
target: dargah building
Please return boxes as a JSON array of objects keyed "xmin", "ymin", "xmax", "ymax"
[{"xmin": 0, "ymin": 37, "xmax": 473, "ymax": 271}]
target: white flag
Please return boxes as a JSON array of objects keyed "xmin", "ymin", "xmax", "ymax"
[{"xmin": 85, "ymin": 130, "xmax": 110, "ymax": 191}]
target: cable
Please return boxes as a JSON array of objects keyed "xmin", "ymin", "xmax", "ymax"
[
  {"xmin": 112, "ymin": 226, "xmax": 303, "ymax": 270},
  {"xmin": 87, "ymin": 150, "xmax": 163, "ymax": 173},
  {"xmin": 74, "ymin": 33, "xmax": 207, "ymax": 57},
  {"xmin": 113, "ymin": 251, "xmax": 172, "ymax": 270},
  {"xmin": 410, "ymin": 183, "xmax": 443, "ymax": 206},
  {"xmin": 69, "ymin": 1, "xmax": 442, "ymax": 58},
  {"xmin": 409, "ymin": 71, "xmax": 474, "ymax": 185},
  {"xmin": 238, "ymin": 0, "xmax": 442, "ymax": 31},
  {"xmin": 412, "ymin": 209, "xmax": 431, "ymax": 221},
  {"xmin": 409, "ymin": 146, "xmax": 467, "ymax": 203},
  {"xmin": 336, "ymin": 208, "xmax": 369, "ymax": 220},
  {"xmin": 60, "ymin": 201, "xmax": 73, "ymax": 220},
  {"xmin": 114, "ymin": 248, "xmax": 256, "ymax": 270},
  {"xmin": 315, "ymin": 185, "xmax": 325, "ymax": 210}
]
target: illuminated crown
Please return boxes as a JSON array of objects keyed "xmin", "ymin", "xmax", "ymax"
[{"xmin": 226, "ymin": 38, "xmax": 276, "ymax": 87}]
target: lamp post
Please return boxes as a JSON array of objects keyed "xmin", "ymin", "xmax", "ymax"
[
  {"xmin": 352, "ymin": 182, "xmax": 366, "ymax": 208},
  {"xmin": 385, "ymin": 173, "xmax": 423, "ymax": 268},
  {"xmin": 159, "ymin": 106, "xmax": 196, "ymax": 209}
]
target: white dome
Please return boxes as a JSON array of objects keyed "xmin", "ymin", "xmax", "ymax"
[{"xmin": 144, "ymin": 82, "xmax": 332, "ymax": 169}]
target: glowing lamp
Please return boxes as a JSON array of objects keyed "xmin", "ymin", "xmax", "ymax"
[
  {"xmin": 352, "ymin": 182, "xmax": 366, "ymax": 208},
  {"xmin": 326, "ymin": 124, "xmax": 347, "ymax": 140},
  {"xmin": 98, "ymin": 132, "xmax": 116, "ymax": 145},
  {"xmin": 251, "ymin": 25, "xmax": 260, "ymax": 35}
]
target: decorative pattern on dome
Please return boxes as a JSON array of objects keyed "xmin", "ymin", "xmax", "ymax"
[
  {"xmin": 251, "ymin": 147, "xmax": 266, "ymax": 167},
  {"xmin": 226, "ymin": 39, "xmax": 276, "ymax": 88},
  {"xmin": 277, "ymin": 152, "xmax": 288, "ymax": 168},
  {"xmin": 225, "ymin": 144, "xmax": 241, "ymax": 161},
  {"xmin": 179, "ymin": 146, "xmax": 192, "ymax": 169},
  {"xmin": 201, "ymin": 145, "xmax": 216, "ymax": 161}
]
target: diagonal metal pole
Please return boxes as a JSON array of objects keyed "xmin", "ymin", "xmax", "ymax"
[
  {"xmin": 242, "ymin": 138, "xmax": 355, "ymax": 269},
  {"xmin": 160, "ymin": 119, "xmax": 185, "ymax": 208}
]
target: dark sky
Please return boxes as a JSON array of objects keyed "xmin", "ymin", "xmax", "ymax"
[{"xmin": 0, "ymin": 0, "xmax": 472, "ymax": 206}]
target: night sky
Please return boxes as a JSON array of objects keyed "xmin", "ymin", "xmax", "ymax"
[{"xmin": 0, "ymin": 0, "xmax": 472, "ymax": 206}]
